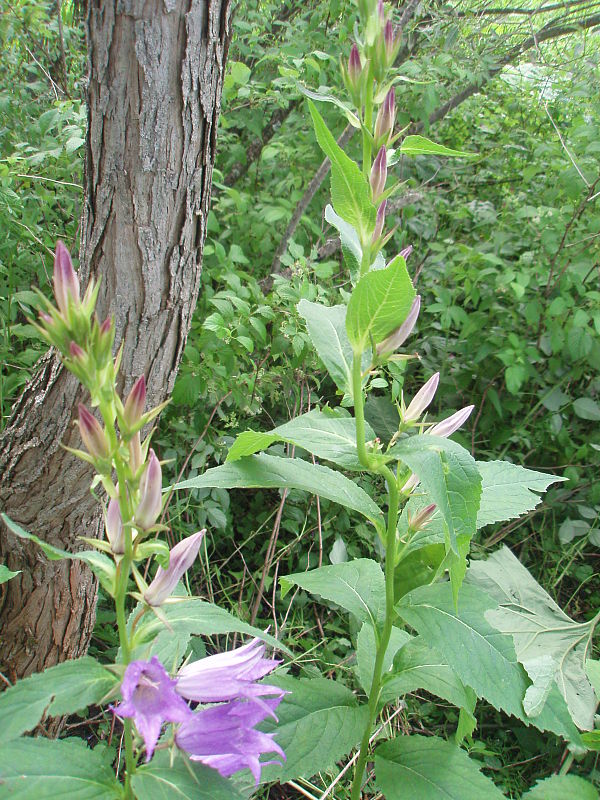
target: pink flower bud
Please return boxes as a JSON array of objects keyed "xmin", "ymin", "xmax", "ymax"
[
  {"xmin": 129, "ymin": 433, "xmax": 143, "ymax": 474},
  {"xmin": 124, "ymin": 376, "xmax": 146, "ymax": 428},
  {"xmin": 78, "ymin": 404, "xmax": 110, "ymax": 459},
  {"xmin": 384, "ymin": 20, "xmax": 400, "ymax": 65},
  {"xmin": 135, "ymin": 449, "xmax": 163, "ymax": 530},
  {"xmin": 408, "ymin": 503, "xmax": 436, "ymax": 531},
  {"xmin": 376, "ymin": 295, "xmax": 421, "ymax": 355},
  {"xmin": 404, "ymin": 373, "xmax": 440, "ymax": 422},
  {"xmin": 144, "ymin": 530, "xmax": 206, "ymax": 606},
  {"xmin": 69, "ymin": 341, "xmax": 85, "ymax": 360},
  {"xmin": 372, "ymin": 200, "xmax": 387, "ymax": 243},
  {"xmin": 429, "ymin": 405, "xmax": 475, "ymax": 438},
  {"xmin": 53, "ymin": 241, "xmax": 80, "ymax": 317},
  {"xmin": 106, "ymin": 497, "xmax": 124, "ymax": 554},
  {"xmin": 401, "ymin": 473, "xmax": 419, "ymax": 494},
  {"xmin": 370, "ymin": 146, "xmax": 387, "ymax": 201},
  {"xmin": 400, "ymin": 245, "xmax": 413, "ymax": 260},
  {"xmin": 39, "ymin": 311, "xmax": 53, "ymax": 325},
  {"xmin": 348, "ymin": 44, "xmax": 362, "ymax": 87},
  {"xmin": 374, "ymin": 88, "xmax": 395, "ymax": 143},
  {"xmin": 377, "ymin": 0, "xmax": 385, "ymax": 22}
]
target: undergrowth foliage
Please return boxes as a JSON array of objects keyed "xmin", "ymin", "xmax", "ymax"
[{"xmin": 1, "ymin": 1, "xmax": 600, "ymax": 799}]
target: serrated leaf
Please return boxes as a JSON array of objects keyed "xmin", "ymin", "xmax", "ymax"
[
  {"xmin": 381, "ymin": 636, "xmax": 475, "ymax": 710},
  {"xmin": 307, "ymin": 100, "xmax": 376, "ymax": 241},
  {"xmin": 375, "ymin": 735, "xmax": 504, "ymax": 799},
  {"xmin": 0, "ymin": 656, "xmax": 118, "ymax": 743},
  {"xmin": 254, "ymin": 676, "xmax": 369, "ymax": 784},
  {"xmin": 281, "ymin": 559, "xmax": 385, "ymax": 628},
  {"xmin": 467, "ymin": 547, "xmax": 598, "ymax": 729},
  {"xmin": 171, "ymin": 453, "xmax": 383, "ymax": 530},
  {"xmin": 346, "ymin": 255, "xmax": 415, "ymax": 353},
  {"xmin": 399, "ymin": 135, "xmax": 476, "ymax": 158},
  {"xmin": 1, "ymin": 514, "xmax": 116, "ymax": 595},
  {"xmin": 297, "ymin": 300, "xmax": 354, "ymax": 395},
  {"xmin": 397, "ymin": 582, "xmax": 582, "ymax": 743},
  {"xmin": 226, "ymin": 408, "xmax": 374, "ymax": 470},
  {"xmin": 523, "ymin": 774, "xmax": 599, "ymax": 799},
  {"xmin": 356, "ymin": 624, "xmax": 411, "ymax": 693},
  {"xmin": 132, "ymin": 751, "xmax": 242, "ymax": 799},
  {"xmin": 476, "ymin": 461, "xmax": 565, "ymax": 528},
  {"xmin": 0, "ymin": 738, "xmax": 123, "ymax": 798},
  {"xmin": 390, "ymin": 436, "xmax": 481, "ymax": 555}
]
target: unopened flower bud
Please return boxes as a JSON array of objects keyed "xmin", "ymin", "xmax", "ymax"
[
  {"xmin": 144, "ymin": 529, "xmax": 206, "ymax": 606},
  {"xmin": 69, "ymin": 341, "xmax": 85, "ymax": 360},
  {"xmin": 429, "ymin": 405, "xmax": 475, "ymax": 438},
  {"xmin": 374, "ymin": 88, "xmax": 395, "ymax": 144},
  {"xmin": 124, "ymin": 376, "xmax": 146, "ymax": 429},
  {"xmin": 400, "ymin": 245, "xmax": 413, "ymax": 260},
  {"xmin": 401, "ymin": 472, "xmax": 419, "ymax": 494},
  {"xmin": 377, "ymin": 0, "xmax": 385, "ymax": 22},
  {"xmin": 53, "ymin": 241, "xmax": 80, "ymax": 317},
  {"xmin": 370, "ymin": 146, "xmax": 387, "ymax": 201},
  {"xmin": 404, "ymin": 372, "xmax": 440, "ymax": 422},
  {"xmin": 376, "ymin": 295, "xmax": 421, "ymax": 356},
  {"xmin": 348, "ymin": 44, "xmax": 362, "ymax": 87},
  {"xmin": 129, "ymin": 432, "xmax": 143, "ymax": 474},
  {"xmin": 384, "ymin": 20, "xmax": 401, "ymax": 65},
  {"xmin": 408, "ymin": 503, "xmax": 436, "ymax": 532},
  {"xmin": 135, "ymin": 449, "xmax": 163, "ymax": 530},
  {"xmin": 106, "ymin": 497, "xmax": 124, "ymax": 554},
  {"xmin": 372, "ymin": 200, "xmax": 387, "ymax": 244},
  {"xmin": 78, "ymin": 404, "xmax": 110, "ymax": 459}
]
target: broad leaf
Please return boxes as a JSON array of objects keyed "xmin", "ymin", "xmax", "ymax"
[
  {"xmin": 324, "ymin": 205, "xmax": 384, "ymax": 283},
  {"xmin": 346, "ymin": 255, "xmax": 415, "ymax": 353},
  {"xmin": 281, "ymin": 558, "xmax": 385, "ymax": 627},
  {"xmin": 255, "ymin": 676, "xmax": 369, "ymax": 784},
  {"xmin": 467, "ymin": 547, "xmax": 598, "ymax": 729},
  {"xmin": 375, "ymin": 735, "xmax": 504, "ymax": 799},
  {"xmin": 300, "ymin": 86, "xmax": 361, "ymax": 129},
  {"xmin": 226, "ymin": 408, "xmax": 375, "ymax": 470},
  {"xmin": 1, "ymin": 513, "xmax": 116, "ymax": 596},
  {"xmin": 132, "ymin": 751, "xmax": 242, "ymax": 799},
  {"xmin": 397, "ymin": 582, "xmax": 582, "ymax": 743},
  {"xmin": 308, "ymin": 100, "xmax": 376, "ymax": 240},
  {"xmin": 297, "ymin": 300, "xmax": 354, "ymax": 395},
  {"xmin": 399, "ymin": 135, "xmax": 475, "ymax": 158},
  {"xmin": 171, "ymin": 453, "xmax": 383, "ymax": 530},
  {"xmin": 476, "ymin": 461, "xmax": 565, "ymax": 528},
  {"xmin": 0, "ymin": 737, "xmax": 123, "ymax": 798},
  {"xmin": 0, "ymin": 564, "xmax": 19, "ymax": 583},
  {"xmin": 0, "ymin": 656, "xmax": 118, "ymax": 744},
  {"xmin": 132, "ymin": 597, "xmax": 287, "ymax": 658},
  {"xmin": 356, "ymin": 623, "xmax": 410, "ymax": 693},
  {"xmin": 390, "ymin": 435, "xmax": 481, "ymax": 555},
  {"xmin": 523, "ymin": 774, "xmax": 599, "ymax": 799},
  {"xmin": 381, "ymin": 636, "xmax": 475, "ymax": 710}
]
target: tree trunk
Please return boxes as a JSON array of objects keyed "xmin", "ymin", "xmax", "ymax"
[{"xmin": 0, "ymin": 0, "xmax": 232, "ymax": 682}]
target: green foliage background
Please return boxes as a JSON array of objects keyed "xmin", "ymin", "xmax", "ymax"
[{"xmin": 1, "ymin": 0, "xmax": 600, "ymax": 795}]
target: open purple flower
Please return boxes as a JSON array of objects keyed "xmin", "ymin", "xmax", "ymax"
[
  {"xmin": 114, "ymin": 657, "xmax": 191, "ymax": 761},
  {"xmin": 176, "ymin": 638, "xmax": 285, "ymax": 711},
  {"xmin": 175, "ymin": 698, "xmax": 285, "ymax": 784}
]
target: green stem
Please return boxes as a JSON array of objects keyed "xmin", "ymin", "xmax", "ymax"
[{"xmin": 350, "ymin": 355, "xmax": 400, "ymax": 800}]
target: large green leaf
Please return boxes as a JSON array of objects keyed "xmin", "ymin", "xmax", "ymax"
[
  {"xmin": 170, "ymin": 453, "xmax": 383, "ymax": 530},
  {"xmin": 226, "ymin": 408, "xmax": 374, "ymax": 470},
  {"xmin": 390, "ymin": 435, "xmax": 481, "ymax": 555},
  {"xmin": 297, "ymin": 300, "xmax": 354, "ymax": 395},
  {"xmin": 0, "ymin": 738, "xmax": 123, "ymax": 798},
  {"xmin": 0, "ymin": 656, "xmax": 118, "ymax": 744},
  {"xmin": 397, "ymin": 582, "xmax": 582, "ymax": 743},
  {"xmin": 132, "ymin": 751, "xmax": 242, "ymax": 800},
  {"xmin": 1, "ymin": 514, "xmax": 116, "ymax": 596},
  {"xmin": 399, "ymin": 135, "xmax": 475, "ymax": 158},
  {"xmin": 280, "ymin": 559, "xmax": 386, "ymax": 628},
  {"xmin": 523, "ymin": 775, "xmax": 599, "ymax": 799},
  {"xmin": 0, "ymin": 564, "xmax": 19, "ymax": 583},
  {"xmin": 375, "ymin": 735, "xmax": 504, "ymax": 799},
  {"xmin": 307, "ymin": 100, "xmax": 376, "ymax": 241},
  {"xmin": 324, "ymin": 205, "xmax": 384, "ymax": 282},
  {"xmin": 132, "ymin": 598, "xmax": 287, "ymax": 657},
  {"xmin": 356, "ymin": 624, "xmax": 410, "ymax": 693},
  {"xmin": 476, "ymin": 461, "xmax": 566, "ymax": 528},
  {"xmin": 346, "ymin": 255, "xmax": 415, "ymax": 353},
  {"xmin": 256, "ymin": 676, "xmax": 369, "ymax": 783},
  {"xmin": 467, "ymin": 547, "xmax": 598, "ymax": 729},
  {"xmin": 380, "ymin": 636, "xmax": 475, "ymax": 710}
]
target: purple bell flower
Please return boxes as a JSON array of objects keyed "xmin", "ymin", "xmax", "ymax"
[
  {"xmin": 175, "ymin": 698, "xmax": 285, "ymax": 784},
  {"xmin": 144, "ymin": 529, "xmax": 206, "ymax": 606},
  {"xmin": 114, "ymin": 657, "xmax": 192, "ymax": 761}
]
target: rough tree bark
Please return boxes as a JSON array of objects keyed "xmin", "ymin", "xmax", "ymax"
[{"xmin": 0, "ymin": 0, "xmax": 232, "ymax": 682}]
